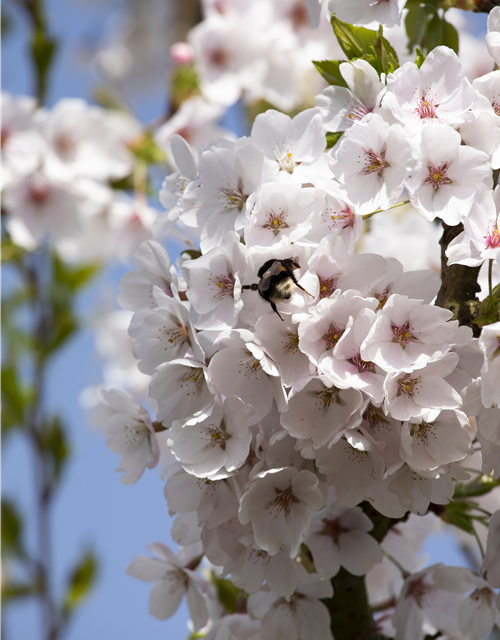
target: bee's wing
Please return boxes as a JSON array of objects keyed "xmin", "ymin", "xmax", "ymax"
[{"xmin": 259, "ymin": 260, "xmax": 282, "ymax": 292}]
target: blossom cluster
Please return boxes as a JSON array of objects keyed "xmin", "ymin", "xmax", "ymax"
[
  {"xmin": 101, "ymin": 12, "xmax": 500, "ymax": 639},
  {"xmin": 1, "ymin": 96, "xmax": 155, "ymax": 262}
]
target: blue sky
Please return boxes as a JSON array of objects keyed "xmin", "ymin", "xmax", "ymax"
[{"xmin": 2, "ymin": 2, "xmax": 485, "ymax": 639}]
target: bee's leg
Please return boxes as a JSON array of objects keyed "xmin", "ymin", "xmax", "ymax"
[
  {"xmin": 270, "ymin": 301, "xmax": 285, "ymax": 321},
  {"xmin": 294, "ymin": 281, "xmax": 314, "ymax": 297}
]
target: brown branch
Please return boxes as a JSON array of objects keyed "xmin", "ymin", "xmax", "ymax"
[{"xmin": 435, "ymin": 222, "xmax": 481, "ymax": 337}]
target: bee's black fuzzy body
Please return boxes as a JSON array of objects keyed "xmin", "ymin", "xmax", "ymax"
[{"xmin": 243, "ymin": 257, "xmax": 312, "ymax": 321}]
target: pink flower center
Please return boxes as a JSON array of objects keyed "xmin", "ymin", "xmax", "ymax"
[
  {"xmin": 363, "ymin": 404, "xmax": 388, "ymax": 428},
  {"xmin": 406, "ymin": 576, "xmax": 433, "ymax": 607},
  {"xmin": 54, "ymin": 134, "xmax": 74, "ymax": 156},
  {"xmin": 270, "ymin": 486, "xmax": 297, "ymax": 516},
  {"xmin": 283, "ymin": 332, "xmax": 300, "ymax": 355},
  {"xmin": 346, "ymin": 98, "xmax": 372, "ymax": 123},
  {"xmin": 1, "ymin": 128, "xmax": 9, "ymax": 147},
  {"xmin": 315, "ymin": 387, "xmax": 341, "ymax": 409},
  {"xmin": 492, "ymin": 100, "xmax": 500, "ymax": 117},
  {"xmin": 275, "ymin": 146, "xmax": 298, "ymax": 173},
  {"xmin": 165, "ymin": 325, "xmax": 189, "ymax": 346},
  {"xmin": 322, "ymin": 324, "xmax": 343, "ymax": 350},
  {"xmin": 374, "ymin": 291, "xmax": 389, "ymax": 310},
  {"xmin": 263, "ymin": 209, "xmax": 289, "ymax": 235},
  {"xmin": 209, "ymin": 47, "xmax": 229, "ymax": 68},
  {"xmin": 321, "ymin": 517, "xmax": 347, "ymax": 543},
  {"xmin": 391, "ymin": 321, "xmax": 416, "ymax": 347},
  {"xmin": 415, "ymin": 94, "xmax": 439, "ymax": 119},
  {"xmin": 485, "ymin": 221, "xmax": 500, "ymax": 250},
  {"xmin": 318, "ymin": 276, "xmax": 337, "ymax": 299},
  {"xmin": 219, "ymin": 187, "xmax": 246, "ymax": 210},
  {"xmin": 330, "ymin": 205, "xmax": 356, "ymax": 228},
  {"xmin": 348, "ymin": 353, "xmax": 375, "ymax": 373},
  {"xmin": 425, "ymin": 163, "xmax": 452, "ymax": 191},
  {"xmin": 29, "ymin": 183, "xmax": 49, "ymax": 204},
  {"xmin": 363, "ymin": 149, "xmax": 389, "ymax": 176},
  {"xmin": 289, "ymin": 2, "xmax": 309, "ymax": 28},
  {"xmin": 212, "ymin": 273, "xmax": 235, "ymax": 298},
  {"xmin": 397, "ymin": 374, "xmax": 419, "ymax": 398}
]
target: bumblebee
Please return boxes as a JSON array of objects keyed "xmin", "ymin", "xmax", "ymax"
[{"xmin": 242, "ymin": 258, "xmax": 312, "ymax": 321}]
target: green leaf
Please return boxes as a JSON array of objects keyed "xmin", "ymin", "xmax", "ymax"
[
  {"xmin": 330, "ymin": 17, "xmax": 398, "ymax": 77},
  {"xmin": 53, "ymin": 255, "xmax": 100, "ymax": 292},
  {"xmin": 2, "ymin": 581, "xmax": 41, "ymax": 601},
  {"xmin": 405, "ymin": 3, "xmax": 433, "ymax": 53},
  {"xmin": 367, "ymin": 28, "xmax": 399, "ymax": 76},
  {"xmin": 130, "ymin": 132, "xmax": 166, "ymax": 165},
  {"xmin": 1, "ymin": 366, "xmax": 27, "ymax": 433},
  {"xmin": 1, "ymin": 237, "xmax": 25, "ymax": 263},
  {"xmin": 439, "ymin": 499, "xmax": 478, "ymax": 534},
  {"xmin": 181, "ymin": 249, "xmax": 203, "ymax": 261},
  {"xmin": 1, "ymin": 5, "xmax": 14, "ymax": 38},
  {"xmin": 30, "ymin": 31, "xmax": 58, "ymax": 102},
  {"xmin": 62, "ymin": 551, "xmax": 98, "ymax": 619},
  {"xmin": 312, "ymin": 60, "xmax": 348, "ymax": 87},
  {"xmin": 326, "ymin": 131, "xmax": 344, "ymax": 149},
  {"xmin": 425, "ymin": 13, "xmax": 459, "ymax": 55},
  {"xmin": 1, "ymin": 499, "xmax": 24, "ymax": 558},
  {"xmin": 109, "ymin": 174, "xmax": 134, "ymax": 191},
  {"xmin": 212, "ymin": 575, "xmax": 241, "ymax": 614},
  {"xmin": 331, "ymin": 16, "xmax": 380, "ymax": 60},
  {"xmin": 170, "ymin": 63, "xmax": 200, "ymax": 113},
  {"xmin": 473, "ymin": 283, "xmax": 500, "ymax": 328},
  {"xmin": 40, "ymin": 416, "xmax": 71, "ymax": 485},
  {"xmin": 454, "ymin": 476, "xmax": 500, "ymax": 499},
  {"xmin": 415, "ymin": 48, "xmax": 426, "ymax": 68}
]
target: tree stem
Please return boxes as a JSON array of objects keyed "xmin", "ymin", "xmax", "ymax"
[
  {"xmin": 435, "ymin": 221, "xmax": 481, "ymax": 337},
  {"xmin": 323, "ymin": 569, "xmax": 377, "ymax": 640}
]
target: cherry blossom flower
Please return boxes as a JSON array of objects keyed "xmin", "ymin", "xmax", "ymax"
[
  {"xmin": 446, "ymin": 187, "xmax": 500, "ymax": 267},
  {"xmin": 154, "ymin": 97, "xmax": 232, "ymax": 164},
  {"xmin": 458, "ymin": 574, "xmax": 500, "ymax": 640},
  {"xmin": 118, "ymin": 240, "xmax": 180, "ymax": 312},
  {"xmin": 239, "ymin": 467, "xmax": 324, "ymax": 556},
  {"xmin": 481, "ymin": 508, "xmax": 500, "ymax": 589},
  {"xmin": 399, "ymin": 410, "xmax": 472, "ymax": 472},
  {"xmin": 42, "ymin": 98, "xmax": 136, "ymax": 182},
  {"xmin": 247, "ymin": 579, "xmax": 333, "ymax": 640},
  {"xmin": 478, "ymin": 320, "xmax": 500, "ymax": 409},
  {"xmin": 328, "ymin": 0, "xmax": 406, "ymax": 28},
  {"xmin": 126, "ymin": 542, "xmax": 210, "ymax": 629},
  {"xmin": 392, "ymin": 564, "xmax": 473, "ymax": 640},
  {"xmin": 1, "ymin": 93, "xmax": 44, "ymax": 189},
  {"xmin": 163, "ymin": 468, "xmax": 240, "ymax": 530},
  {"xmin": 251, "ymin": 108, "xmax": 328, "ymax": 184},
  {"xmin": 208, "ymin": 330, "xmax": 287, "ymax": 422},
  {"xmin": 244, "ymin": 182, "xmax": 325, "ymax": 249},
  {"xmin": 330, "ymin": 114, "xmax": 412, "ymax": 211},
  {"xmin": 360, "ymin": 293, "xmax": 459, "ymax": 373},
  {"xmin": 281, "ymin": 377, "xmax": 364, "ymax": 451},
  {"xmin": 150, "ymin": 357, "xmax": 215, "ymax": 429},
  {"xmin": 486, "ymin": 7, "xmax": 500, "ymax": 68},
  {"xmin": 384, "ymin": 47, "xmax": 477, "ymax": 131},
  {"xmin": 315, "ymin": 430, "xmax": 385, "ymax": 507},
  {"xmin": 3, "ymin": 171, "xmax": 87, "ymax": 251},
  {"xmin": 184, "ymin": 231, "xmax": 254, "ymax": 330},
  {"xmin": 407, "ymin": 124, "xmax": 491, "ymax": 226},
  {"xmin": 307, "ymin": 505, "xmax": 382, "ymax": 578},
  {"xmin": 315, "ymin": 59, "xmax": 384, "ymax": 132},
  {"xmin": 128, "ymin": 287, "xmax": 203, "ymax": 374},
  {"xmin": 101, "ymin": 388, "xmax": 159, "ymax": 485},
  {"xmin": 383, "ymin": 354, "xmax": 462, "ymax": 421},
  {"xmin": 168, "ymin": 395, "xmax": 254, "ymax": 479},
  {"xmin": 181, "ymin": 138, "xmax": 264, "ymax": 252}
]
